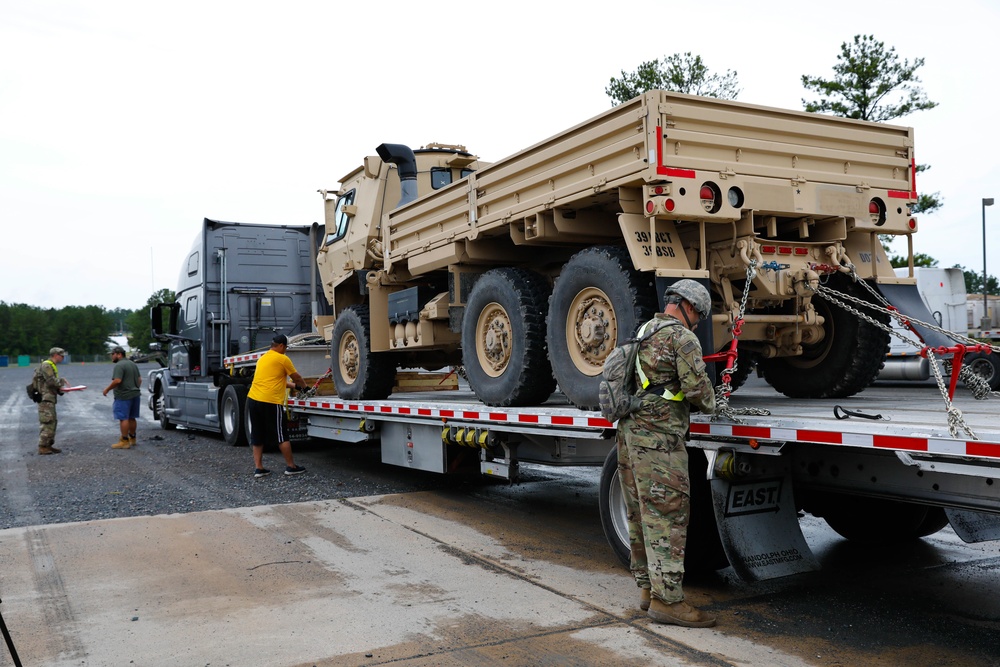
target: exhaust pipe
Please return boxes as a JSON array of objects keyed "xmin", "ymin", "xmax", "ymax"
[{"xmin": 376, "ymin": 143, "xmax": 418, "ymax": 208}]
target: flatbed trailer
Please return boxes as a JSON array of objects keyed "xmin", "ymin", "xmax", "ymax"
[{"xmin": 225, "ymin": 343, "xmax": 1000, "ymax": 581}]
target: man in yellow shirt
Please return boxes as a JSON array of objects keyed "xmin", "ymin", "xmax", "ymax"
[{"xmin": 247, "ymin": 334, "xmax": 308, "ymax": 478}]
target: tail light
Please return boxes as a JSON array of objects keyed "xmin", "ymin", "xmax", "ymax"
[
  {"xmin": 869, "ymin": 198, "xmax": 886, "ymax": 226},
  {"xmin": 700, "ymin": 182, "xmax": 721, "ymax": 214}
]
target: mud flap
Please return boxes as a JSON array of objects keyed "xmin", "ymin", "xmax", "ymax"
[
  {"xmin": 876, "ymin": 282, "xmax": 956, "ymax": 349},
  {"xmin": 945, "ymin": 508, "xmax": 1000, "ymax": 543},
  {"xmin": 709, "ymin": 461, "xmax": 819, "ymax": 581}
]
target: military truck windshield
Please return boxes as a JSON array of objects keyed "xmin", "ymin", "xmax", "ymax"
[{"xmin": 326, "ymin": 189, "xmax": 356, "ymax": 245}]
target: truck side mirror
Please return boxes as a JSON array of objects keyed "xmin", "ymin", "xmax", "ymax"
[{"xmin": 150, "ymin": 305, "xmax": 164, "ymax": 337}]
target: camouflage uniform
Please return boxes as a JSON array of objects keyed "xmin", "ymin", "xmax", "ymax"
[
  {"xmin": 37, "ymin": 360, "xmax": 64, "ymax": 449},
  {"xmin": 616, "ymin": 313, "xmax": 715, "ymax": 604}
]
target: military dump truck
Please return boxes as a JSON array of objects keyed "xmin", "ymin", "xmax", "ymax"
[{"xmin": 318, "ymin": 90, "xmax": 924, "ymax": 408}]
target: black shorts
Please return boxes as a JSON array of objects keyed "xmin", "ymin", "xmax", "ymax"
[{"xmin": 247, "ymin": 398, "xmax": 288, "ymax": 446}]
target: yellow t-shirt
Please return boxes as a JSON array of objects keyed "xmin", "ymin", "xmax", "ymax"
[{"xmin": 247, "ymin": 350, "xmax": 297, "ymax": 405}]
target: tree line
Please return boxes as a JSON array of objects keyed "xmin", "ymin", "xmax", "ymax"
[{"xmin": 0, "ymin": 288, "xmax": 174, "ymax": 359}]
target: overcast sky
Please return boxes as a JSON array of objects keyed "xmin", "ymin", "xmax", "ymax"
[{"xmin": 2, "ymin": 1, "xmax": 998, "ymax": 311}]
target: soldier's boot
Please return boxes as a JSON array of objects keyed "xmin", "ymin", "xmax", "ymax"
[
  {"xmin": 111, "ymin": 437, "xmax": 131, "ymax": 449},
  {"xmin": 647, "ymin": 598, "xmax": 716, "ymax": 628},
  {"xmin": 38, "ymin": 445, "xmax": 61, "ymax": 455},
  {"xmin": 128, "ymin": 434, "xmax": 137, "ymax": 447},
  {"xmin": 639, "ymin": 588, "xmax": 651, "ymax": 611}
]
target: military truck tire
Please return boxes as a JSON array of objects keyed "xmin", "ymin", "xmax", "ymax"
[
  {"xmin": 547, "ymin": 246, "xmax": 656, "ymax": 410},
  {"xmin": 461, "ymin": 267, "xmax": 556, "ymax": 407},
  {"xmin": 759, "ymin": 275, "xmax": 889, "ymax": 398},
  {"xmin": 221, "ymin": 384, "xmax": 249, "ymax": 447},
  {"xmin": 965, "ymin": 351, "xmax": 1000, "ymax": 391},
  {"xmin": 331, "ymin": 305, "xmax": 397, "ymax": 400},
  {"xmin": 812, "ymin": 493, "xmax": 947, "ymax": 543},
  {"xmin": 155, "ymin": 386, "xmax": 176, "ymax": 431},
  {"xmin": 599, "ymin": 446, "xmax": 729, "ymax": 572},
  {"xmin": 715, "ymin": 350, "xmax": 756, "ymax": 393}
]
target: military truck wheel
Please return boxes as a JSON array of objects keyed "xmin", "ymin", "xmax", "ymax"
[
  {"xmin": 331, "ymin": 305, "xmax": 397, "ymax": 400},
  {"xmin": 758, "ymin": 275, "xmax": 889, "ymax": 398},
  {"xmin": 965, "ymin": 351, "xmax": 1000, "ymax": 391},
  {"xmin": 155, "ymin": 386, "xmax": 176, "ymax": 431},
  {"xmin": 221, "ymin": 384, "xmax": 249, "ymax": 446},
  {"xmin": 599, "ymin": 446, "xmax": 729, "ymax": 572},
  {"xmin": 547, "ymin": 246, "xmax": 656, "ymax": 410},
  {"xmin": 461, "ymin": 267, "xmax": 555, "ymax": 407}
]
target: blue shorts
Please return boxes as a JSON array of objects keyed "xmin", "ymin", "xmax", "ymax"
[{"xmin": 113, "ymin": 396, "xmax": 141, "ymax": 421}]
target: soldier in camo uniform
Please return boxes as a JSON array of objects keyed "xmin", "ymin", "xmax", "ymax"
[
  {"xmin": 616, "ymin": 280, "xmax": 717, "ymax": 627},
  {"xmin": 37, "ymin": 347, "xmax": 71, "ymax": 455}
]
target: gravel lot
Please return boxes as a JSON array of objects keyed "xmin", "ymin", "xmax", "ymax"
[{"xmin": 0, "ymin": 362, "xmax": 484, "ymax": 529}]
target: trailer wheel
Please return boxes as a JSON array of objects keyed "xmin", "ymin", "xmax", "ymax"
[
  {"xmin": 965, "ymin": 351, "xmax": 1000, "ymax": 391},
  {"xmin": 221, "ymin": 384, "xmax": 249, "ymax": 447},
  {"xmin": 811, "ymin": 493, "xmax": 947, "ymax": 543},
  {"xmin": 155, "ymin": 386, "xmax": 176, "ymax": 431},
  {"xmin": 599, "ymin": 445, "xmax": 729, "ymax": 573},
  {"xmin": 461, "ymin": 267, "xmax": 555, "ymax": 406},
  {"xmin": 331, "ymin": 305, "xmax": 397, "ymax": 400},
  {"xmin": 547, "ymin": 246, "xmax": 656, "ymax": 410},
  {"xmin": 758, "ymin": 275, "xmax": 889, "ymax": 398}
]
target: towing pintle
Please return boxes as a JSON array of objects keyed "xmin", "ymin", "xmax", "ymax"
[{"xmin": 376, "ymin": 143, "xmax": 418, "ymax": 208}]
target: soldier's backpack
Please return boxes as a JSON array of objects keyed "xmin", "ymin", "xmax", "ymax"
[
  {"xmin": 26, "ymin": 368, "xmax": 43, "ymax": 403},
  {"xmin": 598, "ymin": 320, "xmax": 670, "ymax": 423}
]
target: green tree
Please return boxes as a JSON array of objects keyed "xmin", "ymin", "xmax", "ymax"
[
  {"xmin": 606, "ymin": 52, "xmax": 740, "ymax": 105},
  {"xmin": 955, "ymin": 264, "xmax": 1000, "ymax": 297},
  {"xmin": 801, "ymin": 35, "xmax": 941, "ymax": 214},
  {"xmin": 889, "ymin": 252, "xmax": 938, "ymax": 269}
]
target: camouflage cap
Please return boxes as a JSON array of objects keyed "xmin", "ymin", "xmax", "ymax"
[
  {"xmin": 50, "ymin": 347, "xmax": 67, "ymax": 356},
  {"xmin": 663, "ymin": 279, "xmax": 712, "ymax": 319}
]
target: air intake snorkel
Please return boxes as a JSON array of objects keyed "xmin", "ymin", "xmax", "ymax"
[{"xmin": 375, "ymin": 143, "xmax": 418, "ymax": 208}]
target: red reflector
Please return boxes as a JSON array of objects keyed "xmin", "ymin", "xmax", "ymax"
[
  {"xmin": 646, "ymin": 201, "xmax": 655, "ymax": 213},
  {"xmin": 794, "ymin": 247, "xmax": 809, "ymax": 256},
  {"xmin": 908, "ymin": 219, "xmax": 917, "ymax": 230},
  {"xmin": 665, "ymin": 199, "xmax": 675, "ymax": 212},
  {"xmin": 700, "ymin": 186, "xmax": 715, "ymax": 200},
  {"xmin": 761, "ymin": 245, "xmax": 776, "ymax": 254},
  {"xmin": 654, "ymin": 185, "xmax": 664, "ymax": 195},
  {"xmin": 778, "ymin": 246, "xmax": 793, "ymax": 255}
]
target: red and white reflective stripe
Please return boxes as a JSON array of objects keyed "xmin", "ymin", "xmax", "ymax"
[
  {"xmin": 689, "ymin": 422, "xmax": 1000, "ymax": 459},
  {"xmin": 225, "ymin": 352, "xmax": 266, "ymax": 365},
  {"xmin": 287, "ymin": 398, "xmax": 613, "ymax": 429}
]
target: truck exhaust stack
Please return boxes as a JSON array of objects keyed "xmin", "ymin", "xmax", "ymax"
[{"xmin": 376, "ymin": 143, "xmax": 418, "ymax": 207}]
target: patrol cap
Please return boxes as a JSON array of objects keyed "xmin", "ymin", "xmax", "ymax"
[
  {"xmin": 663, "ymin": 280, "xmax": 712, "ymax": 319},
  {"xmin": 50, "ymin": 347, "xmax": 67, "ymax": 356},
  {"xmin": 272, "ymin": 334, "xmax": 288, "ymax": 346},
  {"xmin": 111, "ymin": 346, "xmax": 127, "ymax": 355}
]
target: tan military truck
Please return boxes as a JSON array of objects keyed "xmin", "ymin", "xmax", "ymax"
[{"xmin": 316, "ymin": 90, "xmax": 921, "ymax": 408}]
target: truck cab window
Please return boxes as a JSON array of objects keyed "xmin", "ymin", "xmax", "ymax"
[
  {"xmin": 431, "ymin": 167, "xmax": 451, "ymax": 190},
  {"xmin": 326, "ymin": 190, "xmax": 356, "ymax": 245}
]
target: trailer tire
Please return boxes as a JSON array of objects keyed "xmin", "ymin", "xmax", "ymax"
[
  {"xmin": 461, "ymin": 267, "xmax": 556, "ymax": 406},
  {"xmin": 599, "ymin": 445, "xmax": 729, "ymax": 573},
  {"xmin": 964, "ymin": 351, "xmax": 1000, "ymax": 391},
  {"xmin": 758, "ymin": 275, "xmax": 889, "ymax": 398},
  {"xmin": 547, "ymin": 246, "xmax": 656, "ymax": 410},
  {"xmin": 813, "ymin": 493, "xmax": 946, "ymax": 543},
  {"xmin": 332, "ymin": 305, "xmax": 397, "ymax": 400},
  {"xmin": 221, "ymin": 384, "xmax": 249, "ymax": 447}
]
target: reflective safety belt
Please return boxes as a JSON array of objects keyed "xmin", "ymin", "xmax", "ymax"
[{"xmin": 635, "ymin": 320, "xmax": 684, "ymax": 401}]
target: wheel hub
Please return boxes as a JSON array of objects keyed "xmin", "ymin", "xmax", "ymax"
[
  {"xmin": 568, "ymin": 290, "xmax": 616, "ymax": 373},
  {"xmin": 339, "ymin": 333, "xmax": 359, "ymax": 382}
]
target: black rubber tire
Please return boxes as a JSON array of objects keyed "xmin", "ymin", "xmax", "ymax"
[
  {"xmin": 156, "ymin": 386, "xmax": 176, "ymax": 431},
  {"xmin": 759, "ymin": 275, "xmax": 890, "ymax": 398},
  {"xmin": 814, "ymin": 493, "xmax": 945, "ymax": 543},
  {"xmin": 331, "ymin": 305, "xmax": 397, "ymax": 400},
  {"xmin": 964, "ymin": 351, "xmax": 1000, "ymax": 391},
  {"xmin": 598, "ymin": 445, "xmax": 729, "ymax": 573},
  {"xmin": 461, "ymin": 267, "xmax": 556, "ymax": 406},
  {"xmin": 221, "ymin": 384, "xmax": 249, "ymax": 447},
  {"xmin": 547, "ymin": 246, "xmax": 657, "ymax": 410}
]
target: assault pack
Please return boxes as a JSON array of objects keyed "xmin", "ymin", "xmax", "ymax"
[
  {"xmin": 598, "ymin": 320, "xmax": 671, "ymax": 423},
  {"xmin": 26, "ymin": 368, "xmax": 43, "ymax": 403}
]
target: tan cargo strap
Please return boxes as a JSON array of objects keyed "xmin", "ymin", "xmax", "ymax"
[{"xmin": 635, "ymin": 320, "xmax": 684, "ymax": 402}]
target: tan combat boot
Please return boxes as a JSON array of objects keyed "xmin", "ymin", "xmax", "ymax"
[
  {"xmin": 38, "ymin": 446, "xmax": 61, "ymax": 455},
  {"xmin": 648, "ymin": 598, "xmax": 716, "ymax": 628},
  {"xmin": 111, "ymin": 437, "xmax": 131, "ymax": 449},
  {"xmin": 639, "ymin": 588, "xmax": 651, "ymax": 611}
]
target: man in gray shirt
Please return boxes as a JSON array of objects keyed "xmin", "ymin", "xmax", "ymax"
[{"xmin": 103, "ymin": 346, "xmax": 142, "ymax": 449}]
